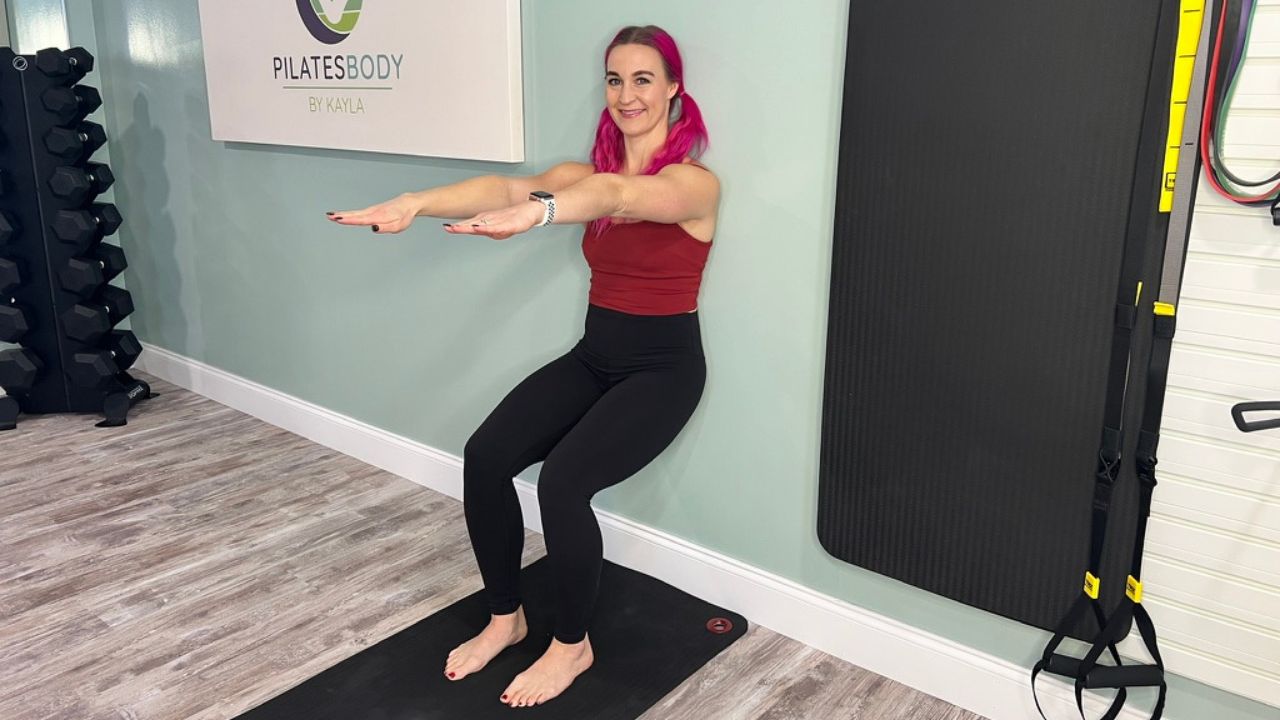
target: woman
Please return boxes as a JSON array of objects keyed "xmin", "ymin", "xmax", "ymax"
[{"xmin": 329, "ymin": 25, "xmax": 718, "ymax": 708}]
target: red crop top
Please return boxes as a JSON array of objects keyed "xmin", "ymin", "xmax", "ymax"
[{"xmin": 581, "ymin": 218, "xmax": 712, "ymax": 315}]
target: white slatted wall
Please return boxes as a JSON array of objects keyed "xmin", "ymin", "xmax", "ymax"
[{"xmin": 1117, "ymin": 3, "xmax": 1280, "ymax": 709}]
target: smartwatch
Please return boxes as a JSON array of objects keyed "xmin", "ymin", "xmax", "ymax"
[{"xmin": 529, "ymin": 190, "xmax": 556, "ymax": 226}]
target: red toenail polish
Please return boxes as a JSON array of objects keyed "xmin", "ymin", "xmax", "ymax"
[
  {"xmin": 502, "ymin": 695, "xmax": 508, "ymax": 700},
  {"xmin": 447, "ymin": 672, "xmax": 455, "ymax": 678}
]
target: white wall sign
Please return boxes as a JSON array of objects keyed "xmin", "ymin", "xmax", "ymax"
[{"xmin": 196, "ymin": 0, "xmax": 524, "ymax": 162}]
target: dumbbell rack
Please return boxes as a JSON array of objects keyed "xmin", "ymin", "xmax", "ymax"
[{"xmin": 0, "ymin": 46, "xmax": 153, "ymax": 431}]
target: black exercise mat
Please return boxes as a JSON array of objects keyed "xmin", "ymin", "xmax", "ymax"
[
  {"xmin": 819, "ymin": 0, "xmax": 1180, "ymax": 641},
  {"xmin": 235, "ymin": 557, "xmax": 747, "ymax": 719}
]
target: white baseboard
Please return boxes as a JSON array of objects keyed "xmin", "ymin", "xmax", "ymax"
[{"xmin": 135, "ymin": 343, "xmax": 1167, "ymax": 720}]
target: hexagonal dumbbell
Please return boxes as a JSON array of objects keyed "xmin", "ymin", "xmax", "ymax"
[
  {"xmin": 52, "ymin": 203, "xmax": 122, "ymax": 252},
  {"xmin": 67, "ymin": 350, "xmax": 119, "ymax": 389},
  {"xmin": 0, "ymin": 295, "xmax": 31, "ymax": 342},
  {"xmin": 42, "ymin": 85, "xmax": 103, "ymax": 126},
  {"xmin": 66, "ymin": 329, "xmax": 143, "ymax": 389},
  {"xmin": 58, "ymin": 258, "xmax": 104, "ymax": 297},
  {"xmin": 45, "ymin": 121, "xmax": 107, "ymax": 161},
  {"xmin": 0, "ymin": 348, "xmax": 42, "ymax": 393},
  {"xmin": 0, "ymin": 212, "xmax": 16, "ymax": 246},
  {"xmin": 93, "ymin": 243, "xmax": 127, "ymax": 281},
  {"xmin": 60, "ymin": 286, "xmax": 134, "ymax": 343},
  {"xmin": 106, "ymin": 329, "xmax": 142, "ymax": 371},
  {"xmin": 49, "ymin": 163, "xmax": 115, "ymax": 206},
  {"xmin": 35, "ymin": 47, "xmax": 73, "ymax": 77},
  {"xmin": 57, "ymin": 244, "xmax": 128, "ymax": 298},
  {"xmin": 0, "ymin": 258, "xmax": 20, "ymax": 294},
  {"xmin": 35, "ymin": 46, "xmax": 95, "ymax": 84}
]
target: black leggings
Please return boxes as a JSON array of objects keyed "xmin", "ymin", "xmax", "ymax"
[{"xmin": 462, "ymin": 304, "xmax": 706, "ymax": 644}]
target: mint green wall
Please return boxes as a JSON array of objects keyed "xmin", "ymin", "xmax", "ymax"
[{"xmin": 36, "ymin": 1, "xmax": 1272, "ymax": 717}]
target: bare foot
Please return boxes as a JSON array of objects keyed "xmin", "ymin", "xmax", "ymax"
[
  {"xmin": 500, "ymin": 633, "xmax": 594, "ymax": 707},
  {"xmin": 444, "ymin": 606, "xmax": 528, "ymax": 681}
]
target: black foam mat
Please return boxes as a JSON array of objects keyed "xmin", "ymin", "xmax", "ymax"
[
  {"xmin": 819, "ymin": 0, "xmax": 1180, "ymax": 640},
  {"xmin": 235, "ymin": 557, "xmax": 747, "ymax": 719}
]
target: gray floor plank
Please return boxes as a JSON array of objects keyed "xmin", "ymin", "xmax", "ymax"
[{"xmin": 0, "ymin": 373, "xmax": 987, "ymax": 720}]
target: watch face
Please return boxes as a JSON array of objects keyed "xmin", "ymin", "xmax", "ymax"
[{"xmin": 530, "ymin": 191, "xmax": 554, "ymax": 200}]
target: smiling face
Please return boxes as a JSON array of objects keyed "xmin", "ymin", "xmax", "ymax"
[{"xmin": 605, "ymin": 43, "xmax": 680, "ymax": 137}]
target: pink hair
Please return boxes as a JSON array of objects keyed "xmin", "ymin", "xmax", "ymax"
[{"xmin": 589, "ymin": 25, "xmax": 709, "ymax": 236}]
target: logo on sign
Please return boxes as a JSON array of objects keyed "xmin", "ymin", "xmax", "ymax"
[{"xmin": 296, "ymin": 0, "xmax": 363, "ymax": 45}]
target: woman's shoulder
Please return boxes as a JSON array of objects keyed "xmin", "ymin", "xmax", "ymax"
[
  {"xmin": 659, "ymin": 157, "xmax": 716, "ymax": 184},
  {"xmin": 681, "ymin": 157, "xmax": 712, "ymax": 172},
  {"xmin": 667, "ymin": 158, "xmax": 719, "ymax": 199}
]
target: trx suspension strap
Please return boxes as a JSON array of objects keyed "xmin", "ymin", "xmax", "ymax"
[
  {"xmin": 1069, "ymin": 2, "xmax": 1215, "ymax": 712},
  {"xmin": 1031, "ymin": 1, "xmax": 1209, "ymax": 718}
]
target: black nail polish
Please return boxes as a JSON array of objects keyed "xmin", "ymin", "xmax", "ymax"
[
  {"xmin": 372, "ymin": 225, "xmax": 379, "ymax": 232},
  {"xmin": 326, "ymin": 211, "xmax": 335, "ymax": 216},
  {"xmin": 334, "ymin": 216, "xmax": 343, "ymax": 220},
  {"xmin": 471, "ymin": 224, "xmax": 480, "ymax": 228},
  {"xmin": 443, "ymin": 223, "xmax": 452, "ymax": 227}
]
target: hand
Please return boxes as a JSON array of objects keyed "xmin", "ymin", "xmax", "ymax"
[
  {"xmin": 328, "ymin": 194, "xmax": 421, "ymax": 234},
  {"xmin": 443, "ymin": 201, "xmax": 545, "ymax": 241}
]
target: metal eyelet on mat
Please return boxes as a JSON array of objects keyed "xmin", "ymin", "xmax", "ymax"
[{"xmin": 706, "ymin": 617, "xmax": 733, "ymax": 634}]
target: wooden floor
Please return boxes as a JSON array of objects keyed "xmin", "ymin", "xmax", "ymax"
[{"xmin": 0, "ymin": 373, "xmax": 987, "ymax": 720}]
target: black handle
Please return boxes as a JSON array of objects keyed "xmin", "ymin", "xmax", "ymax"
[
  {"xmin": 1231, "ymin": 402, "xmax": 1280, "ymax": 433},
  {"xmin": 1084, "ymin": 663, "xmax": 1165, "ymax": 689}
]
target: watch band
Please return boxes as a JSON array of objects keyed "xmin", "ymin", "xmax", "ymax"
[{"xmin": 530, "ymin": 191, "xmax": 555, "ymax": 227}]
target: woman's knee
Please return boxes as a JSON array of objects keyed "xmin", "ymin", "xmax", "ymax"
[
  {"xmin": 463, "ymin": 428, "xmax": 489, "ymax": 465},
  {"xmin": 535, "ymin": 456, "xmax": 592, "ymax": 507},
  {"xmin": 463, "ymin": 427, "xmax": 514, "ymax": 484}
]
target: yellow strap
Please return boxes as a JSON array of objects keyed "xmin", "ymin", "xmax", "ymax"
[
  {"xmin": 1084, "ymin": 572, "xmax": 1101, "ymax": 600},
  {"xmin": 1135, "ymin": 281, "xmax": 1144, "ymax": 306},
  {"xmin": 1160, "ymin": 0, "xmax": 1207, "ymax": 213},
  {"xmin": 1154, "ymin": 302, "xmax": 1176, "ymax": 317},
  {"xmin": 1126, "ymin": 575, "xmax": 1144, "ymax": 604}
]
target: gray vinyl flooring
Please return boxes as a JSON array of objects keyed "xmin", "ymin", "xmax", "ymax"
[{"xmin": 0, "ymin": 372, "xmax": 987, "ymax": 720}]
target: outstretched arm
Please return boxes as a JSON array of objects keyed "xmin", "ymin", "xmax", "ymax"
[
  {"xmin": 329, "ymin": 161, "xmax": 595, "ymax": 234},
  {"xmin": 444, "ymin": 163, "xmax": 719, "ymax": 239}
]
